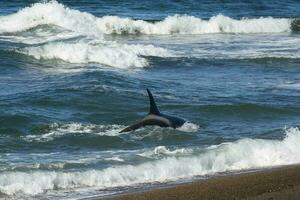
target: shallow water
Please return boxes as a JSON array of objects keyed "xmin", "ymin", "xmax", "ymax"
[{"xmin": 0, "ymin": 0, "xmax": 300, "ymax": 199}]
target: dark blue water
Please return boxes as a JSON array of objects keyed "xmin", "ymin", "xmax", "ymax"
[{"xmin": 0, "ymin": 0, "xmax": 300, "ymax": 199}]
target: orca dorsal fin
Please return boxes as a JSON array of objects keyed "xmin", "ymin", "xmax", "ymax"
[{"xmin": 146, "ymin": 89, "xmax": 160, "ymax": 115}]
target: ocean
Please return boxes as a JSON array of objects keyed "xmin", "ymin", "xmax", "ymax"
[{"xmin": 0, "ymin": 0, "xmax": 300, "ymax": 199}]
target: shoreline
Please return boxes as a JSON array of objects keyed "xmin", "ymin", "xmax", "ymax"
[{"xmin": 106, "ymin": 164, "xmax": 300, "ymax": 200}]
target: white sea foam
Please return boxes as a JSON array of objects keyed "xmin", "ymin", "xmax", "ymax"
[
  {"xmin": 1, "ymin": 1, "xmax": 296, "ymax": 69},
  {"xmin": 3, "ymin": 127, "xmax": 300, "ymax": 196},
  {"xmin": 0, "ymin": 151, "xmax": 128, "ymax": 172},
  {"xmin": 190, "ymin": 48, "xmax": 300, "ymax": 60},
  {"xmin": 0, "ymin": 1, "xmax": 292, "ymax": 35},
  {"xmin": 177, "ymin": 122, "xmax": 200, "ymax": 132},
  {"xmin": 175, "ymin": 34, "xmax": 300, "ymax": 60},
  {"xmin": 0, "ymin": 1, "xmax": 102, "ymax": 36},
  {"xmin": 23, "ymin": 123, "xmax": 126, "ymax": 142},
  {"xmin": 17, "ymin": 40, "xmax": 173, "ymax": 68},
  {"xmin": 104, "ymin": 157, "xmax": 125, "ymax": 162},
  {"xmin": 279, "ymin": 83, "xmax": 300, "ymax": 90},
  {"xmin": 0, "ymin": 29, "xmax": 81, "ymax": 45},
  {"xmin": 95, "ymin": 14, "xmax": 291, "ymax": 35},
  {"xmin": 138, "ymin": 146, "xmax": 192, "ymax": 158},
  {"xmin": 22, "ymin": 121, "xmax": 198, "ymax": 142}
]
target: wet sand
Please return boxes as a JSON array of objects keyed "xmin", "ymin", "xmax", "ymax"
[{"xmin": 108, "ymin": 165, "xmax": 300, "ymax": 200}]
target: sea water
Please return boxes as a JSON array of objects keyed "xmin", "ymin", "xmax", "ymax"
[{"xmin": 0, "ymin": 0, "xmax": 300, "ymax": 199}]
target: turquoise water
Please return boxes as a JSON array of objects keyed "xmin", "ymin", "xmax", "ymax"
[{"xmin": 0, "ymin": 0, "xmax": 300, "ymax": 199}]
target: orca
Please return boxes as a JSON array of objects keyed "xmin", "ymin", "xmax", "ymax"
[{"xmin": 120, "ymin": 89, "xmax": 186, "ymax": 133}]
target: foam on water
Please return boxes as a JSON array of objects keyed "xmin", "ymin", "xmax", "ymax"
[
  {"xmin": 23, "ymin": 123, "xmax": 126, "ymax": 142},
  {"xmin": 94, "ymin": 15, "xmax": 291, "ymax": 35},
  {"xmin": 0, "ymin": 27, "xmax": 81, "ymax": 45},
  {"xmin": 177, "ymin": 122, "xmax": 200, "ymax": 132},
  {"xmin": 0, "ymin": 1, "xmax": 292, "ymax": 35},
  {"xmin": 0, "ymin": 151, "xmax": 129, "ymax": 172},
  {"xmin": 22, "ymin": 122, "xmax": 199, "ymax": 143},
  {"xmin": 2, "ymin": 127, "xmax": 300, "ymax": 196},
  {"xmin": 0, "ymin": 1, "xmax": 296, "ymax": 69},
  {"xmin": 138, "ymin": 146, "xmax": 192, "ymax": 158},
  {"xmin": 279, "ymin": 83, "xmax": 300, "ymax": 90},
  {"xmin": 16, "ymin": 40, "xmax": 173, "ymax": 68},
  {"xmin": 0, "ymin": 1, "xmax": 102, "ymax": 36},
  {"xmin": 189, "ymin": 49, "xmax": 300, "ymax": 60},
  {"xmin": 104, "ymin": 157, "xmax": 125, "ymax": 162}
]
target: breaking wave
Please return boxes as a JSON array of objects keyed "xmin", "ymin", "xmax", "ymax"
[
  {"xmin": 16, "ymin": 40, "xmax": 173, "ymax": 68},
  {"xmin": 2, "ymin": 127, "xmax": 300, "ymax": 196},
  {"xmin": 1, "ymin": 1, "xmax": 298, "ymax": 68},
  {"xmin": 0, "ymin": 1, "xmax": 293, "ymax": 35}
]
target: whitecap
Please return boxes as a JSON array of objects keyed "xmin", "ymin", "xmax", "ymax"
[
  {"xmin": 0, "ymin": 1, "xmax": 292, "ymax": 35},
  {"xmin": 5, "ymin": 127, "xmax": 300, "ymax": 196}
]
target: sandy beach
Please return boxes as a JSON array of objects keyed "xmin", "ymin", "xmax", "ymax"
[{"xmin": 109, "ymin": 165, "xmax": 300, "ymax": 200}]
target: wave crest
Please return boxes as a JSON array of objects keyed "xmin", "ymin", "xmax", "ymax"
[
  {"xmin": 1, "ymin": 1, "xmax": 296, "ymax": 69},
  {"xmin": 3, "ymin": 127, "xmax": 300, "ymax": 196},
  {"xmin": 16, "ymin": 40, "xmax": 173, "ymax": 68},
  {"xmin": 0, "ymin": 1, "xmax": 292, "ymax": 35},
  {"xmin": 97, "ymin": 14, "xmax": 291, "ymax": 34}
]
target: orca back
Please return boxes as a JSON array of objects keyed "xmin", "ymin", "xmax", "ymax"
[{"xmin": 119, "ymin": 89, "xmax": 186, "ymax": 132}]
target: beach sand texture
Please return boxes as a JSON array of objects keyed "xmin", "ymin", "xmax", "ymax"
[{"xmin": 110, "ymin": 165, "xmax": 300, "ymax": 200}]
